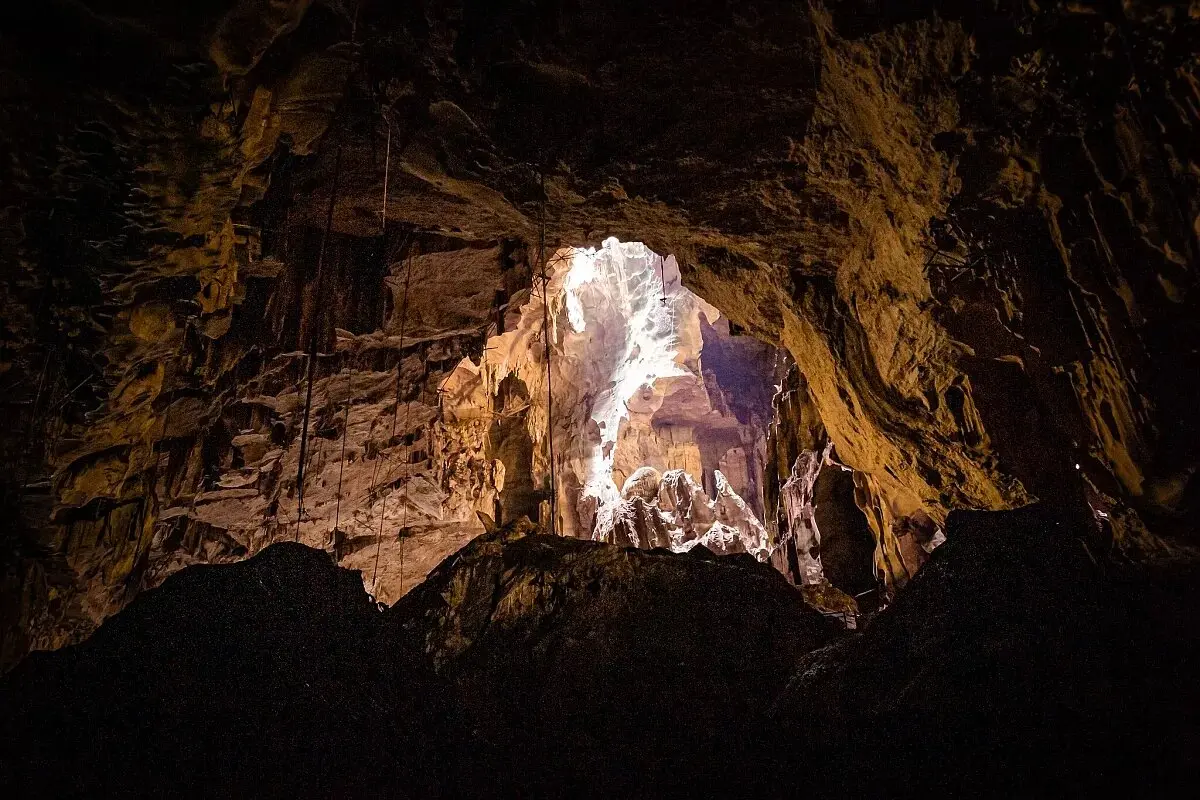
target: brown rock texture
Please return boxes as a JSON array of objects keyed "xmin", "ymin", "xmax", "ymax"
[{"xmin": 3, "ymin": 0, "xmax": 1199, "ymax": 665}]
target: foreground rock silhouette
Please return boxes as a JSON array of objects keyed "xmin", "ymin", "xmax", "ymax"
[
  {"xmin": 769, "ymin": 506, "xmax": 1200, "ymax": 797},
  {"xmin": 3, "ymin": 508, "xmax": 1197, "ymax": 798}
]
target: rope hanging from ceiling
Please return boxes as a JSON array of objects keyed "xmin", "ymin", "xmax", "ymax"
[
  {"xmin": 369, "ymin": 118, "xmax": 415, "ymax": 595},
  {"xmin": 372, "ymin": 253, "xmax": 413, "ymax": 594},
  {"xmin": 332, "ymin": 336, "xmax": 354, "ymax": 543},
  {"xmin": 391, "ymin": 133, "xmax": 415, "ymax": 593},
  {"xmin": 537, "ymin": 173, "xmax": 559, "ymax": 536},
  {"xmin": 333, "ymin": 96, "xmax": 393, "ymax": 544},
  {"xmin": 293, "ymin": 2, "xmax": 367, "ymax": 544},
  {"xmin": 293, "ymin": 140, "xmax": 345, "ymax": 542},
  {"xmin": 394, "ymin": 328, "xmax": 414, "ymax": 595}
]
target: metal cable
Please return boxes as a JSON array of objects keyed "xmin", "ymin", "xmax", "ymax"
[
  {"xmin": 372, "ymin": 247, "xmax": 413, "ymax": 592},
  {"xmin": 369, "ymin": 121, "xmax": 411, "ymax": 593},
  {"xmin": 294, "ymin": 140, "xmax": 345, "ymax": 542},
  {"xmin": 538, "ymin": 174, "xmax": 558, "ymax": 535}
]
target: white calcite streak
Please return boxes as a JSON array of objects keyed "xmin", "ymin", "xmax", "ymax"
[{"xmin": 444, "ymin": 238, "xmax": 774, "ymax": 560}]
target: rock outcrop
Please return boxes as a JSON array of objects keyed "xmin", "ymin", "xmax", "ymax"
[
  {"xmin": 3, "ymin": 509, "xmax": 1196, "ymax": 797},
  {"xmin": 593, "ymin": 465, "xmax": 773, "ymax": 559},
  {"xmin": 386, "ymin": 521, "xmax": 838, "ymax": 796},
  {"xmin": 0, "ymin": 524, "xmax": 840, "ymax": 798},
  {"xmin": 0, "ymin": 541, "xmax": 466, "ymax": 798},
  {"xmin": 769, "ymin": 504, "xmax": 1200, "ymax": 796}
]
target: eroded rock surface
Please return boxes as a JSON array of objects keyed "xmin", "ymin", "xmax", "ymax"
[
  {"xmin": 591, "ymin": 465, "xmax": 772, "ymax": 559},
  {"xmin": 3, "ymin": 1, "xmax": 1200, "ymax": 666}
]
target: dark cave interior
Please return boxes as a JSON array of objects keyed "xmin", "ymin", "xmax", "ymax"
[{"xmin": 2, "ymin": 0, "xmax": 1200, "ymax": 797}]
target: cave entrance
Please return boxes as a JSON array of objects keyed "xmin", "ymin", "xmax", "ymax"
[{"xmin": 443, "ymin": 238, "xmax": 785, "ymax": 561}]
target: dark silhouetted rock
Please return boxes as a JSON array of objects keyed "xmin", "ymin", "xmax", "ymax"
[
  {"xmin": 770, "ymin": 505, "xmax": 1200, "ymax": 797},
  {"xmin": 387, "ymin": 522, "xmax": 838, "ymax": 796},
  {"xmin": 0, "ymin": 542, "xmax": 468, "ymax": 798},
  {"xmin": 1, "ymin": 527, "xmax": 838, "ymax": 797},
  {"xmin": 5, "ymin": 509, "xmax": 1199, "ymax": 797}
]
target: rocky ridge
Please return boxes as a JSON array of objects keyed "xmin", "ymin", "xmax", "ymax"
[{"xmin": 2, "ymin": 507, "xmax": 1196, "ymax": 797}]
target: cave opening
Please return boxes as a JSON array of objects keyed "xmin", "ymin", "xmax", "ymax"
[
  {"xmin": 557, "ymin": 239, "xmax": 783, "ymax": 556},
  {"xmin": 441, "ymin": 238, "xmax": 879, "ymax": 598}
]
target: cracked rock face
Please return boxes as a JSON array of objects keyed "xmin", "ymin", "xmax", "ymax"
[{"xmin": 3, "ymin": 1, "xmax": 1200, "ymax": 665}]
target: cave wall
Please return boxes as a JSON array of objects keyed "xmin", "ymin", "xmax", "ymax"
[
  {"xmin": 0, "ymin": 0, "xmax": 537, "ymax": 658},
  {"xmin": 2, "ymin": 0, "xmax": 1199, "ymax": 665}
]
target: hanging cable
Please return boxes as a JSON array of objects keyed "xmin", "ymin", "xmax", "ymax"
[
  {"xmin": 332, "ymin": 347, "xmax": 354, "ymax": 538},
  {"xmin": 393, "ymin": 194, "xmax": 416, "ymax": 594},
  {"xmin": 294, "ymin": 141, "xmax": 346, "ymax": 542},
  {"xmin": 330, "ymin": 2, "xmax": 375, "ymax": 547},
  {"xmin": 361, "ymin": 252, "xmax": 413, "ymax": 576},
  {"xmin": 333, "ymin": 106, "xmax": 393, "ymax": 541},
  {"xmin": 395, "ymin": 343, "xmax": 413, "ymax": 596},
  {"xmin": 292, "ymin": 0, "xmax": 370, "ymax": 544},
  {"xmin": 367, "ymin": 119, "xmax": 412, "ymax": 593},
  {"xmin": 372, "ymin": 246, "xmax": 413, "ymax": 593},
  {"xmin": 538, "ymin": 173, "xmax": 559, "ymax": 535}
]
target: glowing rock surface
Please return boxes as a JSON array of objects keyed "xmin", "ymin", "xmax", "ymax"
[{"xmin": 445, "ymin": 238, "xmax": 773, "ymax": 559}]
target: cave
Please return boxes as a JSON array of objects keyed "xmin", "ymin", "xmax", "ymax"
[{"xmin": 2, "ymin": 1, "xmax": 1200, "ymax": 797}]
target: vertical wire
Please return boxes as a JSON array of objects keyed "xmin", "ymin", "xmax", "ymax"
[
  {"xmin": 370, "ymin": 122, "xmax": 408, "ymax": 593},
  {"xmin": 386, "ymin": 122, "xmax": 412, "ymax": 595},
  {"xmin": 295, "ymin": 141, "xmax": 345, "ymax": 541},
  {"xmin": 334, "ymin": 109, "xmax": 391, "ymax": 539},
  {"xmin": 538, "ymin": 173, "xmax": 558, "ymax": 535},
  {"xmin": 372, "ymin": 249, "xmax": 412, "ymax": 592},
  {"xmin": 332, "ymin": 342, "xmax": 353, "ymax": 535}
]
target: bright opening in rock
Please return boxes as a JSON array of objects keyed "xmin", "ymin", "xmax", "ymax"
[{"xmin": 442, "ymin": 238, "xmax": 783, "ymax": 562}]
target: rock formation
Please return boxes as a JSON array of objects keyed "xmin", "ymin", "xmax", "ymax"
[
  {"xmin": 0, "ymin": 522, "xmax": 842, "ymax": 798},
  {"xmin": 769, "ymin": 504, "xmax": 1200, "ymax": 796},
  {"xmin": 2, "ymin": 508, "xmax": 1196, "ymax": 797},
  {"xmin": 2, "ymin": 0, "xmax": 1199, "ymax": 672},
  {"xmin": 441, "ymin": 237, "xmax": 780, "ymax": 560}
]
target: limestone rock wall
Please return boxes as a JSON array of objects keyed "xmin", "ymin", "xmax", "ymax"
[{"xmin": 3, "ymin": 0, "xmax": 1199, "ymax": 666}]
